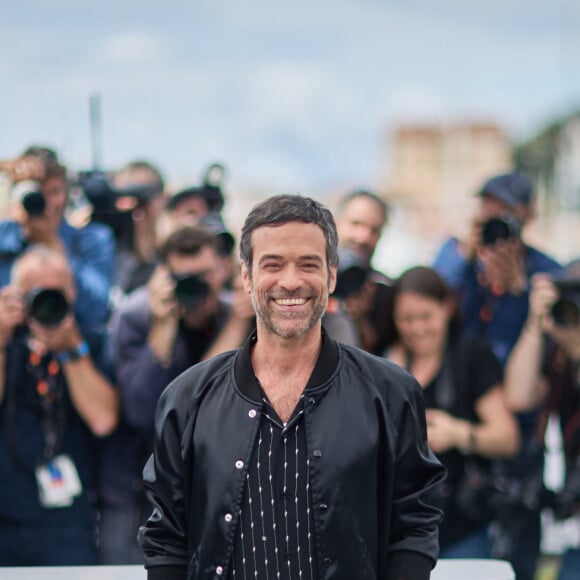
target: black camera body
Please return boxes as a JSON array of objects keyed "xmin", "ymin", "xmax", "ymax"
[
  {"xmin": 75, "ymin": 170, "xmax": 160, "ymax": 248},
  {"xmin": 333, "ymin": 247, "xmax": 369, "ymax": 300},
  {"xmin": 26, "ymin": 287, "xmax": 70, "ymax": 327},
  {"xmin": 10, "ymin": 180, "xmax": 46, "ymax": 216},
  {"xmin": 543, "ymin": 456, "xmax": 580, "ymax": 520},
  {"xmin": 552, "ymin": 279, "xmax": 580, "ymax": 328},
  {"xmin": 481, "ymin": 215, "xmax": 522, "ymax": 246},
  {"xmin": 172, "ymin": 273, "xmax": 210, "ymax": 310}
]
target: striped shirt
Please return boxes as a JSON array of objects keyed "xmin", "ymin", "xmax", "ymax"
[{"xmin": 229, "ymin": 394, "xmax": 316, "ymax": 580}]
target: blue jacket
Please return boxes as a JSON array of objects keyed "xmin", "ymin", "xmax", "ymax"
[
  {"xmin": 0, "ymin": 219, "xmax": 115, "ymax": 337},
  {"xmin": 434, "ymin": 237, "xmax": 563, "ymax": 366}
]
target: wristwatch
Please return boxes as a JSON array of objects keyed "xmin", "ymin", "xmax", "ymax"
[{"xmin": 57, "ymin": 340, "xmax": 90, "ymax": 364}]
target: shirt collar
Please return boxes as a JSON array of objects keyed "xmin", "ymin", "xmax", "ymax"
[{"xmin": 234, "ymin": 329, "xmax": 339, "ymax": 403}]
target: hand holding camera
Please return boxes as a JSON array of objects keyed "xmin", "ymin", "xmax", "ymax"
[
  {"xmin": 24, "ymin": 287, "xmax": 81, "ymax": 356},
  {"xmin": 1, "ymin": 156, "xmax": 46, "ymax": 184},
  {"xmin": 476, "ymin": 217, "xmax": 526, "ymax": 294},
  {"xmin": 148, "ymin": 266, "xmax": 179, "ymax": 323},
  {"xmin": 0, "ymin": 287, "xmax": 26, "ymax": 350}
]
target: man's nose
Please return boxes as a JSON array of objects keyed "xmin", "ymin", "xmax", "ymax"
[{"xmin": 278, "ymin": 264, "xmax": 302, "ymax": 291}]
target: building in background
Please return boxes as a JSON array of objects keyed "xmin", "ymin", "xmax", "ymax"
[
  {"xmin": 373, "ymin": 121, "xmax": 511, "ymax": 276},
  {"xmin": 386, "ymin": 121, "xmax": 511, "ymax": 212}
]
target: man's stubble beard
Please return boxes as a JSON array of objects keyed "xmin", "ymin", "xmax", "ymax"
[{"xmin": 249, "ymin": 279, "xmax": 329, "ymax": 339}]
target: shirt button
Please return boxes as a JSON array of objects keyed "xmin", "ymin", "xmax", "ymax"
[
  {"xmin": 216, "ymin": 565, "xmax": 223, "ymax": 575},
  {"xmin": 313, "ymin": 449, "xmax": 322, "ymax": 458},
  {"xmin": 224, "ymin": 513, "xmax": 233, "ymax": 523},
  {"xmin": 318, "ymin": 503, "xmax": 328, "ymax": 511},
  {"xmin": 248, "ymin": 409, "xmax": 257, "ymax": 418},
  {"xmin": 235, "ymin": 460, "xmax": 244, "ymax": 469},
  {"xmin": 308, "ymin": 397, "xmax": 316, "ymax": 407}
]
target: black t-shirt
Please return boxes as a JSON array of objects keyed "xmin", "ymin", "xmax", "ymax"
[{"xmin": 420, "ymin": 335, "xmax": 503, "ymax": 548}]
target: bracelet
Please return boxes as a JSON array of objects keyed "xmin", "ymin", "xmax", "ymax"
[
  {"xmin": 460, "ymin": 424, "xmax": 477, "ymax": 455},
  {"xmin": 57, "ymin": 340, "xmax": 90, "ymax": 364}
]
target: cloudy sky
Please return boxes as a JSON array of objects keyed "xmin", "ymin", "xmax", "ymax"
[{"xmin": 1, "ymin": 0, "xmax": 579, "ymax": 194}]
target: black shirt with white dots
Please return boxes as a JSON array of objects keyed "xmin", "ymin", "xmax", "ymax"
[{"xmin": 229, "ymin": 395, "xmax": 316, "ymax": 580}]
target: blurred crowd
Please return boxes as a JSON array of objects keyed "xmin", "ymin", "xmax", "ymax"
[{"xmin": 0, "ymin": 145, "xmax": 579, "ymax": 580}]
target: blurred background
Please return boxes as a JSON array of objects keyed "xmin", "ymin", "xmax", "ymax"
[{"xmin": 1, "ymin": 0, "xmax": 579, "ymax": 274}]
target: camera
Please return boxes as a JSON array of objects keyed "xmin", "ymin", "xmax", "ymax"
[
  {"xmin": 173, "ymin": 273, "xmax": 210, "ymax": 309},
  {"xmin": 481, "ymin": 216, "xmax": 522, "ymax": 246},
  {"xmin": 10, "ymin": 180, "xmax": 46, "ymax": 216},
  {"xmin": 26, "ymin": 288, "xmax": 70, "ymax": 327},
  {"xmin": 551, "ymin": 279, "xmax": 580, "ymax": 328},
  {"xmin": 199, "ymin": 212, "xmax": 235, "ymax": 256},
  {"xmin": 333, "ymin": 247, "xmax": 369, "ymax": 300},
  {"xmin": 543, "ymin": 457, "xmax": 580, "ymax": 520}
]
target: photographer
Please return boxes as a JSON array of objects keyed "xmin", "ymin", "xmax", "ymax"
[
  {"xmin": 0, "ymin": 246, "xmax": 119, "ymax": 565},
  {"xmin": 109, "ymin": 160, "xmax": 167, "ymax": 298},
  {"xmin": 0, "ymin": 148, "xmax": 115, "ymax": 339},
  {"xmin": 505, "ymin": 265, "xmax": 580, "ymax": 580},
  {"xmin": 433, "ymin": 172, "xmax": 563, "ymax": 580},
  {"xmin": 98, "ymin": 225, "xmax": 253, "ymax": 564},
  {"xmin": 335, "ymin": 189, "xmax": 396, "ymax": 354}
]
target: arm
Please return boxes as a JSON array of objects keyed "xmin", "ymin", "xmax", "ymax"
[
  {"xmin": 0, "ymin": 286, "xmax": 26, "ymax": 402},
  {"xmin": 387, "ymin": 376, "xmax": 447, "ymax": 580},
  {"xmin": 504, "ymin": 275, "xmax": 556, "ymax": 412},
  {"xmin": 111, "ymin": 287, "xmax": 180, "ymax": 434},
  {"xmin": 201, "ymin": 291, "xmax": 254, "ymax": 361},
  {"xmin": 426, "ymin": 386, "xmax": 520, "ymax": 459},
  {"xmin": 433, "ymin": 237, "xmax": 476, "ymax": 292},
  {"xmin": 139, "ymin": 378, "xmax": 194, "ymax": 580},
  {"xmin": 29, "ymin": 315, "xmax": 119, "ymax": 436},
  {"xmin": 61, "ymin": 351, "xmax": 119, "ymax": 437}
]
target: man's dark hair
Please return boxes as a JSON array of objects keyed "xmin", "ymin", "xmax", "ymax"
[
  {"xmin": 338, "ymin": 189, "xmax": 388, "ymax": 222},
  {"xmin": 116, "ymin": 160, "xmax": 165, "ymax": 194},
  {"xmin": 159, "ymin": 225, "xmax": 218, "ymax": 263},
  {"xmin": 43, "ymin": 162, "xmax": 67, "ymax": 182},
  {"xmin": 240, "ymin": 194, "xmax": 339, "ymax": 271},
  {"xmin": 21, "ymin": 145, "xmax": 60, "ymax": 166}
]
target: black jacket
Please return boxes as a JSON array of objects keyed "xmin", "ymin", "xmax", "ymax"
[{"xmin": 139, "ymin": 334, "xmax": 445, "ymax": 580}]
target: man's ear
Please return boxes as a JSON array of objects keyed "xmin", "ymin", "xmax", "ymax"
[
  {"xmin": 240, "ymin": 262, "xmax": 252, "ymax": 294},
  {"xmin": 328, "ymin": 265, "xmax": 337, "ymax": 294}
]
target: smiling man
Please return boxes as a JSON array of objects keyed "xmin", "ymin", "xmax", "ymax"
[{"xmin": 139, "ymin": 194, "xmax": 445, "ymax": 580}]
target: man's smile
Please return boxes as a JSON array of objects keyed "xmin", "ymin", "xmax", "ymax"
[{"xmin": 273, "ymin": 297, "xmax": 308, "ymax": 306}]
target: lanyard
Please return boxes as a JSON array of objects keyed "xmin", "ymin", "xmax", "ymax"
[{"xmin": 5, "ymin": 339, "xmax": 68, "ymax": 472}]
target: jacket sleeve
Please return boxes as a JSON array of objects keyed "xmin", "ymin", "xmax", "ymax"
[
  {"xmin": 111, "ymin": 301, "xmax": 178, "ymax": 436},
  {"xmin": 138, "ymin": 376, "xmax": 195, "ymax": 579},
  {"xmin": 68, "ymin": 223, "xmax": 116, "ymax": 328},
  {"xmin": 432, "ymin": 237, "xmax": 473, "ymax": 292},
  {"xmin": 386, "ymin": 374, "xmax": 447, "ymax": 580}
]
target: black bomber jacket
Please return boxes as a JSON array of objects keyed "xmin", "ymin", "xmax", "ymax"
[{"xmin": 139, "ymin": 334, "xmax": 446, "ymax": 580}]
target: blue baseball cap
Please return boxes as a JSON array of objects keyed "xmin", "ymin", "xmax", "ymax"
[{"xmin": 478, "ymin": 172, "xmax": 534, "ymax": 208}]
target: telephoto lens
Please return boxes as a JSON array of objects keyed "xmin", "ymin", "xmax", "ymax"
[
  {"xmin": 480, "ymin": 216, "xmax": 521, "ymax": 246},
  {"xmin": 551, "ymin": 279, "xmax": 580, "ymax": 328},
  {"xmin": 10, "ymin": 180, "xmax": 46, "ymax": 216},
  {"xmin": 27, "ymin": 288, "xmax": 70, "ymax": 327},
  {"xmin": 173, "ymin": 273, "xmax": 210, "ymax": 310}
]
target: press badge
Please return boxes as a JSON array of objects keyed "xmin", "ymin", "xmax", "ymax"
[{"xmin": 35, "ymin": 455, "xmax": 82, "ymax": 508}]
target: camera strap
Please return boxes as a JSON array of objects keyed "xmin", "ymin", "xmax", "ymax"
[{"xmin": 4, "ymin": 337, "xmax": 68, "ymax": 473}]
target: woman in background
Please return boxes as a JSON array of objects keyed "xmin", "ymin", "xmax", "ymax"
[{"xmin": 385, "ymin": 265, "xmax": 520, "ymax": 557}]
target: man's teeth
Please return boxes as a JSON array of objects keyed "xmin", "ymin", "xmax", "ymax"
[{"xmin": 275, "ymin": 298, "xmax": 307, "ymax": 305}]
